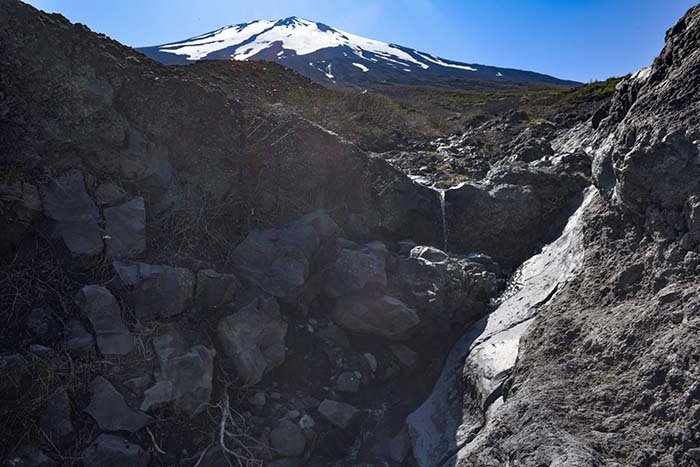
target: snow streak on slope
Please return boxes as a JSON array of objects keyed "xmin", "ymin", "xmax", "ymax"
[
  {"xmin": 158, "ymin": 20, "xmax": 274, "ymax": 61},
  {"xmin": 352, "ymin": 63, "xmax": 369, "ymax": 72},
  {"xmin": 414, "ymin": 51, "xmax": 477, "ymax": 71}
]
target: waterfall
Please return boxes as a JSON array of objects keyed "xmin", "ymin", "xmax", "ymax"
[{"xmin": 439, "ymin": 189, "xmax": 447, "ymax": 251}]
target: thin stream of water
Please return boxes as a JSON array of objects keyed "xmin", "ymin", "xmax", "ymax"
[{"xmin": 439, "ymin": 189, "xmax": 447, "ymax": 251}]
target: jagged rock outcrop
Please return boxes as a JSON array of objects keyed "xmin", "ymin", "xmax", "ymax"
[
  {"xmin": 440, "ymin": 6, "xmax": 700, "ymax": 467},
  {"xmin": 195, "ymin": 269, "xmax": 239, "ymax": 309},
  {"xmin": 62, "ymin": 320, "xmax": 95, "ymax": 358}
]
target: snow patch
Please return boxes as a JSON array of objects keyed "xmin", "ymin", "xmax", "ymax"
[
  {"xmin": 632, "ymin": 66, "xmax": 652, "ymax": 83},
  {"xmin": 414, "ymin": 51, "xmax": 477, "ymax": 72},
  {"xmin": 352, "ymin": 62, "xmax": 369, "ymax": 72}
]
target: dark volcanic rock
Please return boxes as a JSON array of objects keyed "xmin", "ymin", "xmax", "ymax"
[
  {"xmin": 113, "ymin": 261, "xmax": 195, "ymax": 320},
  {"xmin": 445, "ymin": 164, "xmax": 581, "ymax": 266},
  {"xmin": 85, "ymin": 376, "xmax": 152, "ymax": 433},
  {"xmin": 332, "ymin": 294, "xmax": 419, "ymax": 340},
  {"xmin": 231, "ymin": 210, "xmax": 339, "ymax": 302},
  {"xmin": 76, "ymin": 285, "xmax": 135, "ymax": 356},
  {"xmin": 149, "ymin": 330, "xmax": 215, "ymax": 416},
  {"xmin": 104, "ymin": 197, "xmax": 146, "ymax": 258},
  {"xmin": 318, "ymin": 400, "xmax": 359, "ymax": 429},
  {"xmin": 63, "ymin": 320, "xmax": 95, "ymax": 358},
  {"xmin": 217, "ymin": 295, "xmax": 287, "ymax": 384},
  {"xmin": 39, "ymin": 171, "xmax": 103, "ymax": 259},
  {"xmin": 397, "ymin": 246, "xmax": 500, "ymax": 334},
  {"xmin": 446, "ymin": 7, "xmax": 700, "ymax": 467},
  {"xmin": 195, "ymin": 269, "xmax": 239, "ymax": 309},
  {"xmin": 324, "ymin": 241, "xmax": 388, "ymax": 298},
  {"xmin": 271, "ymin": 420, "xmax": 306, "ymax": 457}
]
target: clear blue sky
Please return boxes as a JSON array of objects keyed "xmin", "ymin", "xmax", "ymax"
[{"xmin": 24, "ymin": 0, "xmax": 697, "ymax": 82}]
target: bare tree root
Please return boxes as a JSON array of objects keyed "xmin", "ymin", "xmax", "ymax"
[{"xmin": 209, "ymin": 391, "xmax": 266, "ymax": 467}]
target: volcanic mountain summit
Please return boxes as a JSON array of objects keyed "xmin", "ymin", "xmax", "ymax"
[{"xmin": 139, "ymin": 16, "xmax": 578, "ymax": 86}]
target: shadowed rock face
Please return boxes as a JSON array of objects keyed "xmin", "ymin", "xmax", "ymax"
[{"xmin": 447, "ymin": 7, "xmax": 700, "ymax": 467}]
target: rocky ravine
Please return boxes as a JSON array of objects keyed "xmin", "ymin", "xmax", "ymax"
[{"xmin": 2, "ymin": 1, "xmax": 700, "ymax": 467}]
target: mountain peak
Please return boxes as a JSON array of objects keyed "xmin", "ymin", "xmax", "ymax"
[
  {"xmin": 139, "ymin": 17, "xmax": 578, "ymax": 87},
  {"xmin": 276, "ymin": 16, "xmax": 313, "ymax": 26}
]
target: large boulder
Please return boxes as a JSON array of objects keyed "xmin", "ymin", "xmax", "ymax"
[
  {"xmin": 39, "ymin": 171, "xmax": 103, "ymax": 259},
  {"xmin": 217, "ymin": 295, "xmax": 287, "ymax": 384},
  {"xmin": 85, "ymin": 376, "xmax": 152, "ymax": 432},
  {"xmin": 332, "ymin": 294, "xmax": 419, "ymax": 341},
  {"xmin": 231, "ymin": 210, "xmax": 339, "ymax": 302},
  {"xmin": 113, "ymin": 261, "xmax": 195, "ymax": 320},
  {"xmin": 323, "ymin": 242, "xmax": 388, "ymax": 297},
  {"xmin": 147, "ymin": 330, "xmax": 215, "ymax": 416},
  {"xmin": 104, "ymin": 197, "xmax": 146, "ymax": 258},
  {"xmin": 82, "ymin": 434, "xmax": 148, "ymax": 467},
  {"xmin": 76, "ymin": 285, "xmax": 135, "ymax": 356},
  {"xmin": 0, "ymin": 181, "xmax": 42, "ymax": 253},
  {"xmin": 397, "ymin": 246, "xmax": 500, "ymax": 334},
  {"xmin": 445, "ymin": 164, "xmax": 581, "ymax": 266}
]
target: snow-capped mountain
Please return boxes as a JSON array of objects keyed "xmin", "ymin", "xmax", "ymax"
[{"xmin": 138, "ymin": 17, "xmax": 577, "ymax": 87}]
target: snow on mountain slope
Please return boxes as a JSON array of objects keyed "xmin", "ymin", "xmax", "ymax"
[{"xmin": 138, "ymin": 17, "xmax": 578, "ymax": 87}]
